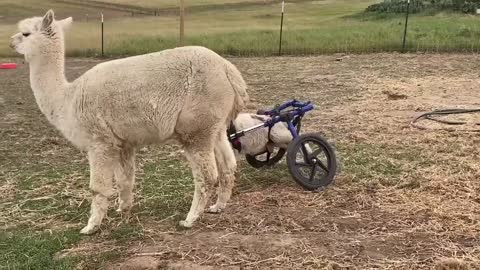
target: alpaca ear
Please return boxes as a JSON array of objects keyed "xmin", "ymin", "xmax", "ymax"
[
  {"xmin": 42, "ymin": 9, "xmax": 55, "ymax": 29},
  {"xmin": 58, "ymin": 17, "xmax": 73, "ymax": 31}
]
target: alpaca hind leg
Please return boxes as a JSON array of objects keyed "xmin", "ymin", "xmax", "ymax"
[
  {"xmin": 207, "ymin": 133, "xmax": 236, "ymax": 214},
  {"xmin": 179, "ymin": 148, "xmax": 218, "ymax": 228},
  {"xmin": 114, "ymin": 146, "xmax": 135, "ymax": 216},
  {"xmin": 80, "ymin": 146, "xmax": 118, "ymax": 235}
]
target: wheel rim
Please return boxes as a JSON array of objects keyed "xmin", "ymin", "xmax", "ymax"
[
  {"xmin": 245, "ymin": 147, "xmax": 286, "ymax": 168},
  {"xmin": 292, "ymin": 139, "xmax": 332, "ymax": 185}
]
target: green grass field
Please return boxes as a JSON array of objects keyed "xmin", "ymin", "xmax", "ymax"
[
  {"xmin": 97, "ymin": 0, "xmax": 263, "ymax": 8},
  {"xmin": 2, "ymin": 0, "xmax": 480, "ymax": 57}
]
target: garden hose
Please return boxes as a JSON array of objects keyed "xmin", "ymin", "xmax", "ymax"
[{"xmin": 411, "ymin": 108, "xmax": 480, "ymax": 132}]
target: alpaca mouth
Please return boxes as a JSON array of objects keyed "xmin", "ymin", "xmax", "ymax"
[{"xmin": 9, "ymin": 42, "xmax": 15, "ymax": 49}]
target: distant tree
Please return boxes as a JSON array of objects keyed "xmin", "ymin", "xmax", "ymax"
[
  {"xmin": 366, "ymin": 0, "xmax": 425, "ymax": 13},
  {"xmin": 366, "ymin": 0, "xmax": 480, "ymax": 14}
]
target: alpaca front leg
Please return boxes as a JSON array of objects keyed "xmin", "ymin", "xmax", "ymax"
[
  {"xmin": 80, "ymin": 148, "xmax": 116, "ymax": 235},
  {"xmin": 208, "ymin": 134, "xmax": 236, "ymax": 214},
  {"xmin": 179, "ymin": 150, "xmax": 218, "ymax": 228},
  {"xmin": 114, "ymin": 147, "xmax": 135, "ymax": 214},
  {"xmin": 81, "ymin": 192, "xmax": 111, "ymax": 234}
]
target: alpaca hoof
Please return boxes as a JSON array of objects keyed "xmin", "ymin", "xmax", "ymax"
[
  {"xmin": 80, "ymin": 224, "xmax": 99, "ymax": 235},
  {"xmin": 117, "ymin": 201, "xmax": 132, "ymax": 213},
  {"xmin": 206, "ymin": 205, "xmax": 223, "ymax": 214},
  {"xmin": 179, "ymin": 220, "xmax": 193, "ymax": 228},
  {"xmin": 116, "ymin": 208, "xmax": 131, "ymax": 216},
  {"xmin": 117, "ymin": 210, "xmax": 131, "ymax": 223}
]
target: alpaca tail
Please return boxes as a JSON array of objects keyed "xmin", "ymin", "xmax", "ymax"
[{"xmin": 224, "ymin": 61, "xmax": 249, "ymax": 123}]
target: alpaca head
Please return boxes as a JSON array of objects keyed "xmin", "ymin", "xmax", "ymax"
[{"xmin": 10, "ymin": 10, "xmax": 72, "ymax": 61}]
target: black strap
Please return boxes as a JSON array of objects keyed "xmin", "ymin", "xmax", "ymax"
[
  {"xmin": 227, "ymin": 121, "xmax": 237, "ymax": 138},
  {"xmin": 227, "ymin": 121, "xmax": 242, "ymax": 152},
  {"xmin": 264, "ymin": 125, "xmax": 274, "ymax": 162}
]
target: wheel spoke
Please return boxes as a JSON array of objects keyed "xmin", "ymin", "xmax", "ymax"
[
  {"xmin": 295, "ymin": 162, "xmax": 312, "ymax": 168},
  {"xmin": 317, "ymin": 160, "xmax": 329, "ymax": 173},
  {"xmin": 312, "ymin": 148, "xmax": 324, "ymax": 157},
  {"xmin": 309, "ymin": 162, "xmax": 317, "ymax": 182},
  {"xmin": 300, "ymin": 143, "xmax": 310, "ymax": 163}
]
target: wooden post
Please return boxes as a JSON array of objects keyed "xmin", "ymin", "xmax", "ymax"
[
  {"xmin": 101, "ymin": 13, "xmax": 104, "ymax": 57},
  {"xmin": 402, "ymin": 0, "xmax": 410, "ymax": 53},
  {"xmin": 279, "ymin": 1, "xmax": 285, "ymax": 56},
  {"xmin": 179, "ymin": 0, "xmax": 185, "ymax": 46}
]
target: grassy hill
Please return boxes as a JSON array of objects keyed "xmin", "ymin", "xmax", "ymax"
[{"xmin": 2, "ymin": 0, "xmax": 480, "ymax": 56}]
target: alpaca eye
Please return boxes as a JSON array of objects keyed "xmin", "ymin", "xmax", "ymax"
[{"xmin": 22, "ymin": 33, "xmax": 31, "ymax": 37}]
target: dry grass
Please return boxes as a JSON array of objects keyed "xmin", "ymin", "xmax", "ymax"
[
  {"xmin": 1, "ymin": 54, "xmax": 480, "ymax": 269},
  {"xmin": 0, "ymin": 0, "xmax": 375, "ymax": 57}
]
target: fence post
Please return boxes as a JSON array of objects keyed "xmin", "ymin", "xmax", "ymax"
[
  {"xmin": 279, "ymin": 1, "xmax": 285, "ymax": 56},
  {"xmin": 101, "ymin": 13, "xmax": 104, "ymax": 57},
  {"xmin": 179, "ymin": 0, "xmax": 185, "ymax": 46},
  {"xmin": 402, "ymin": 0, "xmax": 410, "ymax": 53}
]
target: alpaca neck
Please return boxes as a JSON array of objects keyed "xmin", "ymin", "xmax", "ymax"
[{"xmin": 29, "ymin": 47, "xmax": 70, "ymax": 126}]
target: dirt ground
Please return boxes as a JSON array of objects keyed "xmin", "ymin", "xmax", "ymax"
[{"xmin": 1, "ymin": 53, "xmax": 480, "ymax": 269}]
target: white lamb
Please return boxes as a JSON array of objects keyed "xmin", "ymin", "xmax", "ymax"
[
  {"xmin": 10, "ymin": 10, "xmax": 249, "ymax": 234},
  {"xmin": 231, "ymin": 113, "xmax": 293, "ymax": 156}
]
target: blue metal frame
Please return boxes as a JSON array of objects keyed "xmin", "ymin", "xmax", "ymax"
[{"xmin": 229, "ymin": 99, "xmax": 314, "ymax": 140}]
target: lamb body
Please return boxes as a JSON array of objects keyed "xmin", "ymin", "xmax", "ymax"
[{"xmin": 232, "ymin": 113, "xmax": 293, "ymax": 156}]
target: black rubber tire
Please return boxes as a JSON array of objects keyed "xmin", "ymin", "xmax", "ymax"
[
  {"xmin": 245, "ymin": 148, "xmax": 286, "ymax": 168},
  {"xmin": 286, "ymin": 133, "xmax": 337, "ymax": 190}
]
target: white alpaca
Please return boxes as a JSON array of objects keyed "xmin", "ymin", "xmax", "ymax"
[{"xmin": 10, "ymin": 10, "xmax": 249, "ymax": 234}]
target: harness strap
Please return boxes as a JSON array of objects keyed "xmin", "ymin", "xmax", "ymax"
[
  {"xmin": 267, "ymin": 125, "xmax": 274, "ymax": 145},
  {"xmin": 227, "ymin": 121, "xmax": 242, "ymax": 152}
]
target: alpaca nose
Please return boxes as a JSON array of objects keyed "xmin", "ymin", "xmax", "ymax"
[{"xmin": 9, "ymin": 41, "xmax": 15, "ymax": 49}]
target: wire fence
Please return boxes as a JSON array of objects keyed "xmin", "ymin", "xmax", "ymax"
[{"xmin": 51, "ymin": 0, "xmax": 480, "ymax": 57}]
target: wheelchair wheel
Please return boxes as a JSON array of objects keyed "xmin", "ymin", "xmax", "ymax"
[
  {"xmin": 245, "ymin": 147, "xmax": 286, "ymax": 168},
  {"xmin": 286, "ymin": 133, "xmax": 337, "ymax": 190}
]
